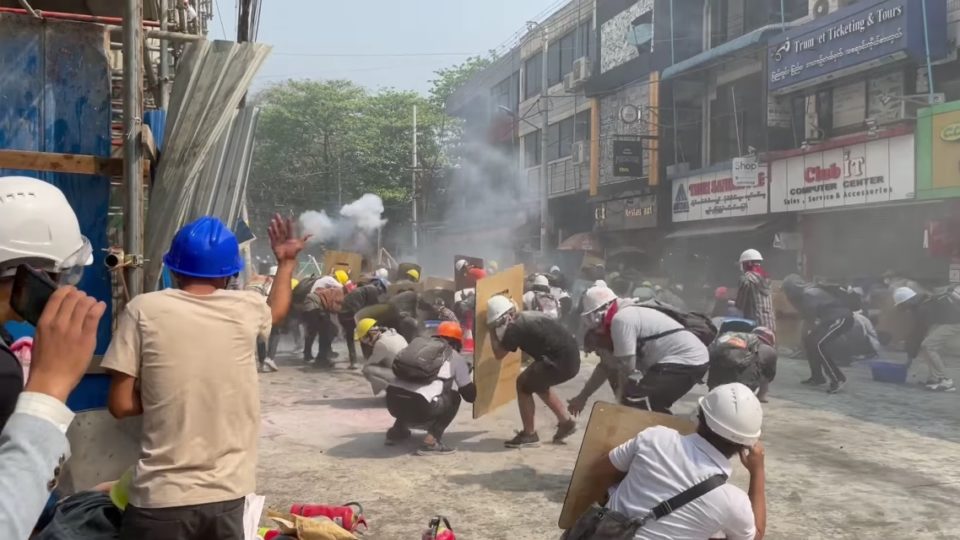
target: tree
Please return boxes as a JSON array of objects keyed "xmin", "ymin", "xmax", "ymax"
[{"xmin": 428, "ymin": 53, "xmax": 498, "ymax": 107}]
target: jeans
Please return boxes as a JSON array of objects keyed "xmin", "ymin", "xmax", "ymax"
[
  {"xmin": 339, "ymin": 313, "xmax": 358, "ymax": 365},
  {"xmin": 622, "ymin": 363, "xmax": 709, "ymax": 414},
  {"xmin": 303, "ymin": 311, "xmax": 336, "ymax": 362},
  {"xmin": 120, "ymin": 498, "xmax": 244, "ymax": 540},
  {"xmin": 385, "ymin": 386, "xmax": 461, "ymax": 440}
]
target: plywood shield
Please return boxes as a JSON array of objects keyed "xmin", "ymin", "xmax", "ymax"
[
  {"xmin": 472, "ymin": 264, "xmax": 525, "ymax": 419},
  {"xmin": 558, "ymin": 402, "xmax": 696, "ymax": 529},
  {"xmin": 454, "ymin": 255, "xmax": 484, "ymax": 291},
  {"xmin": 323, "ymin": 250, "xmax": 363, "ymax": 280}
]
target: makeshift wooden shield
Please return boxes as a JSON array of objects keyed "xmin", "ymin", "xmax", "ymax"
[
  {"xmin": 323, "ymin": 250, "xmax": 363, "ymax": 280},
  {"xmin": 454, "ymin": 254, "xmax": 484, "ymax": 291},
  {"xmin": 472, "ymin": 264, "xmax": 524, "ymax": 419},
  {"xmin": 558, "ymin": 402, "xmax": 696, "ymax": 529}
]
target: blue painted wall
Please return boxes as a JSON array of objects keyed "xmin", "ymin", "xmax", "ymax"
[{"xmin": 0, "ymin": 14, "xmax": 114, "ymax": 353}]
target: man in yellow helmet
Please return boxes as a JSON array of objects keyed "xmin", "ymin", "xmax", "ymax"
[{"xmin": 357, "ymin": 318, "xmax": 408, "ymax": 395}]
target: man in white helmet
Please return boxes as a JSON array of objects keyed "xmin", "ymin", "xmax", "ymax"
[
  {"xmin": 580, "ymin": 284, "xmax": 710, "ymax": 413},
  {"xmin": 734, "ymin": 249, "xmax": 775, "ymax": 332},
  {"xmin": 585, "ymin": 383, "xmax": 766, "ymax": 540},
  {"xmin": 523, "ymin": 274, "xmax": 560, "ymax": 319},
  {"xmin": 895, "ymin": 286, "xmax": 960, "ymax": 392},
  {"xmin": 486, "ymin": 294, "xmax": 580, "ymax": 448}
]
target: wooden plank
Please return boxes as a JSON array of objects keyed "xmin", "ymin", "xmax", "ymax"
[
  {"xmin": 558, "ymin": 402, "xmax": 696, "ymax": 529},
  {"xmin": 472, "ymin": 264, "xmax": 525, "ymax": 419},
  {"xmin": 323, "ymin": 250, "xmax": 363, "ymax": 281},
  {"xmin": 0, "ymin": 149, "xmax": 121, "ymax": 176}
]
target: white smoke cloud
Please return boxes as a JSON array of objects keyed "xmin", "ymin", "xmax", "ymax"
[{"xmin": 299, "ymin": 193, "xmax": 387, "ymax": 245}]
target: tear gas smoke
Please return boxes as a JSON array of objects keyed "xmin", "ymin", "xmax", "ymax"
[{"xmin": 299, "ymin": 193, "xmax": 387, "ymax": 245}]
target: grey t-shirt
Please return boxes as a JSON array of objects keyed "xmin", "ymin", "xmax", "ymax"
[{"xmin": 610, "ymin": 306, "xmax": 709, "ymax": 367}]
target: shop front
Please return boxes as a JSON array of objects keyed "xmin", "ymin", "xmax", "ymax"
[
  {"xmin": 593, "ymin": 192, "xmax": 659, "ymax": 275},
  {"xmin": 665, "ymin": 164, "xmax": 797, "ymax": 295}
]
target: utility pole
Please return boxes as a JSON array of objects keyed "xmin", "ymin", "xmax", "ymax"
[
  {"xmin": 123, "ymin": 0, "xmax": 144, "ymax": 297},
  {"xmin": 411, "ymin": 104, "xmax": 419, "ymax": 251},
  {"xmin": 158, "ymin": 0, "xmax": 169, "ymax": 109},
  {"xmin": 539, "ymin": 27, "xmax": 550, "ymax": 256}
]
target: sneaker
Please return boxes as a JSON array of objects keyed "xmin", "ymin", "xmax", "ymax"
[
  {"xmin": 348, "ymin": 363, "xmax": 359, "ymax": 370},
  {"xmin": 416, "ymin": 442, "xmax": 456, "ymax": 456},
  {"xmin": 802, "ymin": 377, "xmax": 827, "ymax": 386},
  {"xmin": 926, "ymin": 378, "xmax": 957, "ymax": 392},
  {"xmin": 263, "ymin": 358, "xmax": 279, "ymax": 372},
  {"xmin": 385, "ymin": 426, "xmax": 412, "ymax": 446},
  {"xmin": 827, "ymin": 380, "xmax": 846, "ymax": 394},
  {"xmin": 553, "ymin": 419, "xmax": 577, "ymax": 444},
  {"xmin": 504, "ymin": 431, "xmax": 541, "ymax": 449}
]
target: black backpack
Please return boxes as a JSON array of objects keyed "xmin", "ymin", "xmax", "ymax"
[
  {"xmin": 707, "ymin": 333, "xmax": 763, "ymax": 390},
  {"xmin": 818, "ymin": 283, "xmax": 863, "ymax": 312},
  {"xmin": 292, "ymin": 276, "xmax": 320, "ymax": 305},
  {"xmin": 629, "ymin": 302, "xmax": 718, "ymax": 347},
  {"xmin": 392, "ymin": 337, "xmax": 450, "ymax": 383}
]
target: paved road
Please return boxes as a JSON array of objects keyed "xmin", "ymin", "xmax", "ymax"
[{"xmin": 256, "ymin": 343, "xmax": 960, "ymax": 539}]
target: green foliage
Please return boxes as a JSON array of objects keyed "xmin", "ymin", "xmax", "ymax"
[{"xmin": 428, "ymin": 52, "xmax": 498, "ymax": 107}]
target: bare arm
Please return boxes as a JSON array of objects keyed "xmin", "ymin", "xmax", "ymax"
[
  {"xmin": 107, "ymin": 371, "xmax": 143, "ymax": 419},
  {"xmin": 741, "ymin": 442, "xmax": 767, "ymax": 540},
  {"xmin": 267, "ymin": 260, "xmax": 296, "ymax": 325},
  {"xmin": 265, "ymin": 214, "xmax": 309, "ymax": 326}
]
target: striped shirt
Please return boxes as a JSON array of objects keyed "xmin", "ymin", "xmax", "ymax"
[{"xmin": 735, "ymin": 271, "xmax": 776, "ymax": 332}]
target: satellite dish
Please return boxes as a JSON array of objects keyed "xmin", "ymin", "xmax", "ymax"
[{"xmin": 619, "ymin": 104, "xmax": 640, "ymax": 125}]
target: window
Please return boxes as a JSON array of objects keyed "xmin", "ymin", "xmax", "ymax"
[
  {"xmin": 548, "ymin": 27, "xmax": 587, "ymax": 87},
  {"xmin": 524, "ymin": 130, "xmax": 541, "ymax": 167},
  {"xmin": 630, "ymin": 12, "xmax": 653, "ymax": 53},
  {"xmin": 574, "ymin": 110, "xmax": 591, "ymax": 143},
  {"xmin": 524, "ymin": 53, "xmax": 543, "ymax": 99},
  {"xmin": 491, "ymin": 73, "xmax": 519, "ymax": 115},
  {"xmin": 546, "ymin": 116, "xmax": 581, "ymax": 161}
]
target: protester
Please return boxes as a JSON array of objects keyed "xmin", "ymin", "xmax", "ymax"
[
  {"xmin": 387, "ymin": 289, "xmax": 421, "ymax": 342},
  {"xmin": 895, "ymin": 286, "xmax": 960, "ymax": 392},
  {"xmin": 567, "ymin": 328, "xmax": 621, "ymax": 416},
  {"xmin": 523, "ymin": 274, "xmax": 560, "ymax": 319},
  {"xmin": 587, "ymin": 383, "xmax": 766, "ymax": 540},
  {"xmin": 708, "ymin": 327, "xmax": 778, "ymax": 402},
  {"xmin": 102, "ymin": 214, "xmax": 306, "ymax": 540},
  {"xmin": 486, "ymin": 295, "xmax": 580, "ymax": 448},
  {"xmin": 455, "ymin": 259, "xmax": 486, "ymax": 288},
  {"xmin": 632, "ymin": 281, "xmax": 656, "ymax": 303},
  {"xmin": 419, "ymin": 297, "xmax": 459, "ymax": 323},
  {"xmin": 385, "ymin": 322, "xmax": 475, "ymax": 455},
  {"xmin": 0, "ymin": 286, "xmax": 107, "ymax": 540},
  {"xmin": 339, "ymin": 278, "xmax": 387, "ymax": 369},
  {"xmin": 0, "ymin": 177, "xmax": 97, "ymax": 430},
  {"xmin": 301, "ymin": 281, "xmax": 344, "ymax": 368},
  {"xmin": 655, "ymin": 284, "xmax": 688, "ymax": 312},
  {"xmin": 358, "ymin": 318, "xmax": 409, "ymax": 395},
  {"xmin": 735, "ymin": 249, "xmax": 776, "ymax": 332},
  {"xmin": 250, "ymin": 266, "xmax": 280, "ymax": 372},
  {"xmin": 581, "ymin": 285, "xmax": 710, "ymax": 414},
  {"xmin": 710, "ymin": 287, "xmax": 731, "ymax": 318},
  {"xmin": 781, "ymin": 274, "xmax": 858, "ymax": 394}
]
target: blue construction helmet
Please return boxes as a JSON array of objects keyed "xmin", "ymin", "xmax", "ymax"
[{"xmin": 163, "ymin": 216, "xmax": 244, "ymax": 278}]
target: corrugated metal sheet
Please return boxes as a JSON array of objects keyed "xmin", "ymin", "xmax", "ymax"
[
  {"xmin": 0, "ymin": 14, "xmax": 114, "ymax": 351},
  {"xmin": 143, "ymin": 39, "xmax": 270, "ymax": 290}
]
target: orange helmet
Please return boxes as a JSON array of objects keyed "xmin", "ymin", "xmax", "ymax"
[{"xmin": 435, "ymin": 321, "xmax": 463, "ymax": 343}]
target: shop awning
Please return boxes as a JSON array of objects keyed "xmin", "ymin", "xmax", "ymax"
[
  {"xmin": 665, "ymin": 219, "xmax": 771, "ymax": 239},
  {"xmin": 661, "ymin": 23, "xmax": 791, "ymax": 80}
]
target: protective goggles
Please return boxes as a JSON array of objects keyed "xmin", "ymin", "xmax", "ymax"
[{"xmin": 0, "ymin": 236, "xmax": 93, "ymax": 286}]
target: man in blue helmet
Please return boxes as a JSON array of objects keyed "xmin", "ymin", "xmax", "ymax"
[{"xmin": 102, "ymin": 214, "xmax": 307, "ymax": 540}]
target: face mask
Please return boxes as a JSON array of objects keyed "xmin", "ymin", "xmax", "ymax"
[{"xmin": 495, "ymin": 324, "xmax": 508, "ymax": 341}]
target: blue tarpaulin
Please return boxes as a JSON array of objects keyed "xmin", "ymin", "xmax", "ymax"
[{"xmin": 0, "ymin": 14, "xmax": 113, "ymax": 353}]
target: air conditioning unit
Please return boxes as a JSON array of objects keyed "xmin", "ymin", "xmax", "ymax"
[
  {"xmin": 809, "ymin": 0, "xmax": 856, "ymax": 18},
  {"xmin": 572, "ymin": 141, "xmax": 588, "ymax": 165},
  {"xmin": 572, "ymin": 57, "xmax": 592, "ymax": 85},
  {"xmin": 900, "ymin": 93, "xmax": 946, "ymax": 120},
  {"xmin": 563, "ymin": 72, "xmax": 577, "ymax": 93}
]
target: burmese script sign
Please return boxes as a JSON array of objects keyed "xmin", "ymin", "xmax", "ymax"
[{"xmin": 671, "ymin": 167, "xmax": 769, "ymax": 222}]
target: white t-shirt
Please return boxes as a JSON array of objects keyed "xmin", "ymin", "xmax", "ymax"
[
  {"xmin": 610, "ymin": 306, "xmax": 708, "ymax": 367},
  {"xmin": 389, "ymin": 352, "xmax": 472, "ymax": 402},
  {"xmin": 607, "ymin": 426, "xmax": 756, "ymax": 540},
  {"xmin": 313, "ymin": 275, "xmax": 341, "ymax": 290}
]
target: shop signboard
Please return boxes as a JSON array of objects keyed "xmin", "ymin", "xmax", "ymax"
[
  {"xmin": 671, "ymin": 167, "xmax": 769, "ymax": 223},
  {"xmin": 770, "ymin": 134, "xmax": 915, "ymax": 212},
  {"xmin": 613, "ymin": 139, "xmax": 644, "ymax": 177},
  {"xmin": 916, "ymin": 100, "xmax": 960, "ymax": 200},
  {"xmin": 732, "ymin": 155, "xmax": 761, "ymax": 187},
  {"xmin": 767, "ymin": 0, "xmax": 947, "ymax": 94},
  {"xmin": 595, "ymin": 194, "xmax": 657, "ymax": 231}
]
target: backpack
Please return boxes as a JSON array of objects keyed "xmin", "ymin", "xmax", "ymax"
[
  {"xmin": 292, "ymin": 276, "xmax": 320, "ymax": 305},
  {"xmin": 392, "ymin": 337, "xmax": 451, "ymax": 383},
  {"xmin": 818, "ymin": 283, "xmax": 862, "ymax": 312},
  {"xmin": 707, "ymin": 333, "xmax": 763, "ymax": 390},
  {"xmin": 629, "ymin": 301, "xmax": 718, "ymax": 347},
  {"xmin": 533, "ymin": 291, "xmax": 560, "ymax": 319}
]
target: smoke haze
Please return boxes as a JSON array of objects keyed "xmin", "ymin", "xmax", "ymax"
[{"xmin": 299, "ymin": 193, "xmax": 387, "ymax": 245}]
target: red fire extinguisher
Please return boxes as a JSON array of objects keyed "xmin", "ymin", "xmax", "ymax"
[
  {"xmin": 289, "ymin": 502, "xmax": 367, "ymax": 532},
  {"xmin": 422, "ymin": 516, "xmax": 456, "ymax": 540}
]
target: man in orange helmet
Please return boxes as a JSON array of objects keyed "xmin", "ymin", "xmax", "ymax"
[{"xmin": 384, "ymin": 322, "xmax": 476, "ymax": 455}]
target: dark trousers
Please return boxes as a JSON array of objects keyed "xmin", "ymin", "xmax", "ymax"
[
  {"xmin": 338, "ymin": 313, "xmax": 358, "ymax": 365},
  {"xmin": 385, "ymin": 386, "xmax": 461, "ymax": 440},
  {"xmin": 303, "ymin": 311, "xmax": 336, "ymax": 362},
  {"xmin": 804, "ymin": 316, "xmax": 852, "ymax": 384},
  {"xmin": 256, "ymin": 328, "xmax": 280, "ymax": 366},
  {"xmin": 120, "ymin": 498, "xmax": 244, "ymax": 540},
  {"xmin": 622, "ymin": 363, "xmax": 709, "ymax": 414}
]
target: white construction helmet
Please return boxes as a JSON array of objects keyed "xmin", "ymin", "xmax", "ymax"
[
  {"xmin": 532, "ymin": 274, "xmax": 550, "ymax": 287},
  {"xmin": 581, "ymin": 286, "xmax": 618, "ymax": 315},
  {"xmin": 455, "ymin": 259, "xmax": 468, "ymax": 272},
  {"xmin": 698, "ymin": 383, "xmax": 763, "ymax": 446},
  {"xmin": 486, "ymin": 294, "xmax": 516, "ymax": 326},
  {"xmin": 0, "ymin": 176, "xmax": 92, "ymax": 279},
  {"xmin": 375, "ymin": 267, "xmax": 389, "ymax": 280},
  {"xmin": 739, "ymin": 249, "xmax": 763, "ymax": 264},
  {"xmin": 893, "ymin": 286, "xmax": 918, "ymax": 306}
]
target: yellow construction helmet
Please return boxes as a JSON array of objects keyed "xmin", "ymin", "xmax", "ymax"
[
  {"xmin": 356, "ymin": 318, "xmax": 378, "ymax": 340},
  {"xmin": 291, "ymin": 278, "xmax": 300, "ymax": 290},
  {"xmin": 406, "ymin": 268, "xmax": 420, "ymax": 282},
  {"xmin": 334, "ymin": 269, "xmax": 350, "ymax": 285}
]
